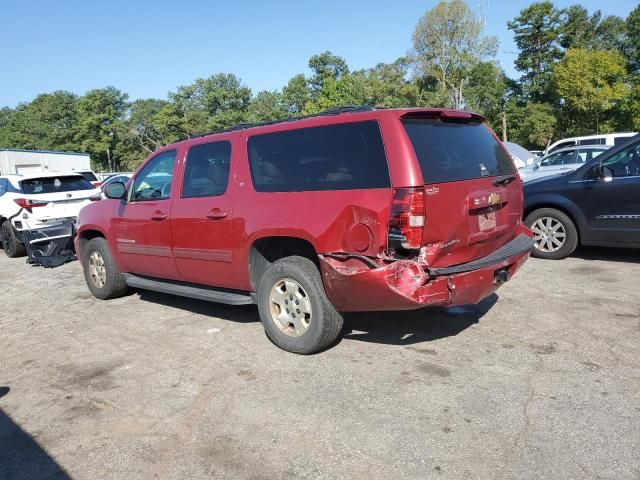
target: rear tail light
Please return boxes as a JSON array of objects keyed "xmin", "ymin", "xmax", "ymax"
[
  {"xmin": 388, "ymin": 187, "xmax": 425, "ymax": 251},
  {"xmin": 14, "ymin": 198, "xmax": 49, "ymax": 211}
]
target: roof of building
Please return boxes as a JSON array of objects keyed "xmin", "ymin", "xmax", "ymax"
[{"xmin": 0, "ymin": 149, "xmax": 89, "ymax": 156}]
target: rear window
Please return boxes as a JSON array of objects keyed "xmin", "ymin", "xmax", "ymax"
[
  {"xmin": 578, "ymin": 138, "xmax": 605, "ymax": 146},
  {"xmin": 21, "ymin": 176, "xmax": 94, "ymax": 194},
  {"xmin": 402, "ymin": 118, "xmax": 514, "ymax": 184},
  {"xmin": 248, "ymin": 121, "xmax": 390, "ymax": 192},
  {"xmin": 78, "ymin": 171, "xmax": 98, "ymax": 182}
]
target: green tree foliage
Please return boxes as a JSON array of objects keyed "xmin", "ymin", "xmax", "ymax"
[
  {"xmin": 464, "ymin": 62, "xmax": 508, "ymax": 132},
  {"xmin": 307, "ymin": 51, "xmax": 349, "ymax": 92},
  {"xmin": 366, "ymin": 59, "xmax": 421, "ymax": 108},
  {"xmin": 561, "ymin": 6, "xmax": 627, "ymax": 52},
  {"xmin": 554, "ymin": 48, "xmax": 628, "ymax": 134},
  {"xmin": 247, "ymin": 91, "xmax": 288, "ymax": 122},
  {"xmin": 592, "ymin": 15, "xmax": 627, "ymax": 52},
  {"xmin": 508, "ymin": 1, "xmax": 563, "ymax": 102},
  {"xmin": 412, "ymin": 0, "xmax": 497, "ymax": 109},
  {"xmin": 282, "ymin": 74, "xmax": 312, "ymax": 114},
  {"xmin": 560, "ymin": 5, "xmax": 601, "ymax": 50},
  {"xmin": 75, "ymin": 87, "xmax": 128, "ymax": 171},
  {"xmin": 0, "ymin": 1, "xmax": 638, "ymax": 171},
  {"xmin": 0, "ymin": 92, "xmax": 79, "ymax": 151},
  {"xmin": 126, "ymin": 99, "xmax": 170, "ymax": 153},
  {"xmin": 167, "ymin": 73, "xmax": 252, "ymax": 137},
  {"xmin": 506, "ymin": 102, "xmax": 557, "ymax": 148},
  {"xmin": 625, "ymin": 5, "xmax": 640, "ymax": 73}
]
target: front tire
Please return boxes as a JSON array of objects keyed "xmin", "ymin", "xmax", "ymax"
[
  {"xmin": 525, "ymin": 208, "xmax": 578, "ymax": 260},
  {"xmin": 1, "ymin": 221, "xmax": 26, "ymax": 258},
  {"xmin": 257, "ymin": 256, "xmax": 343, "ymax": 354},
  {"xmin": 82, "ymin": 237, "xmax": 128, "ymax": 299}
]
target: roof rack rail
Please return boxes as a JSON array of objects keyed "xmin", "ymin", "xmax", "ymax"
[{"xmin": 187, "ymin": 105, "xmax": 376, "ymax": 140}]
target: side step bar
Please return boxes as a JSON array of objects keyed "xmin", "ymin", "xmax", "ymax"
[{"xmin": 123, "ymin": 274, "xmax": 255, "ymax": 305}]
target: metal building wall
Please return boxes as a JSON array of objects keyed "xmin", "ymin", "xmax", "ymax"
[{"xmin": 0, "ymin": 150, "xmax": 91, "ymax": 175}]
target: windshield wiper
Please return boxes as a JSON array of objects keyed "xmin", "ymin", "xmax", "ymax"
[{"xmin": 493, "ymin": 174, "xmax": 518, "ymax": 186}]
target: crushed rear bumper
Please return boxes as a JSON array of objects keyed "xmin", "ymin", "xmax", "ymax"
[
  {"xmin": 319, "ymin": 228, "xmax": 533, "ymax": 312},
  {"xmin": 19, "ymin": 220, "xmax": 76, "ymax": 268}
]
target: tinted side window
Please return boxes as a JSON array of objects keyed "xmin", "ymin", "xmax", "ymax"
[
  {"xmin": 542, "ymin": 151, "xmax": 576, "ymax": 166},
  {"xmin": 577, "ymin": 149, "xmax": 606, "ymax": 163},
  {"xmin": 0, "ymin": 179, "xmax": 7, "ymax": 197},
  {"xmin": 402, "ymin": 118, "xmax": 514, "ymax": 184},
  {"xmin": 578, "ymin": 138, "xmax": 605, "ymax": 146},
  {"xmin": 182, "ymin": 141, "xmax": 231, "ymax": 198},
  {"xmin": 248, "ymin": 121, "xmax": 390, "ymax": 192},
  {"xmin": 602, "ymin": 141, "xmax": 640, "ymax": 177},
  {"xmin": 131, "ymin": 150, "xmax": 177, "ymax": 201}
]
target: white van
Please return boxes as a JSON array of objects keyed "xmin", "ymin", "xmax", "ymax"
[{"xmin": 546, "ymin": 132, "xmax": 637, "ymax": 154}]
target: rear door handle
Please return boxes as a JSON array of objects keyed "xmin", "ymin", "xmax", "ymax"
[
  {"xmin": 150, "ymin": 211, "xmax": 167, "ymax": 221},
  {"xmin": 206, "ymin": 208, "xmax": 228, "ymax": 220}
]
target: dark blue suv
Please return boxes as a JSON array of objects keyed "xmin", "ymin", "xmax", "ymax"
[{"xmin": 524, "ymin": 134, "xmax": 640, "ymax": 259}]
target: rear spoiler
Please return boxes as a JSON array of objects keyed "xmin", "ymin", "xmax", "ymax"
[{"xmin": 401, "ymin": 109, "xmax": 485, "ymax": 123}]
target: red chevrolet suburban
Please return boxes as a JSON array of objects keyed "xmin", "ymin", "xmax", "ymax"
[{"xmin": 76, "ymin": 106, "xmax": 532, "ymax": 354}]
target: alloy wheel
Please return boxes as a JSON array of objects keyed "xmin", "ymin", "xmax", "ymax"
[
  {"xmin": 269, "ymin": 278, "xmax": 312, "ymax": 337},
  {"xmin": 531, "ymin": 217, "xmax": 566, "ymax": 253},
  {"xmin": 88, "ymin": 251, "xmax": 107, "ymax": 288}
]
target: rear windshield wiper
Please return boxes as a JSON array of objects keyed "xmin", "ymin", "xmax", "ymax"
[{"xmin": 493, "ymin": 175, "xmax": 518, "ymax": 187}]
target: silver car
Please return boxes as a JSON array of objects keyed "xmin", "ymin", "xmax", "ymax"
[{"xmin": 519, "ymin": 145, "xmax": 610, "ymax": 182}]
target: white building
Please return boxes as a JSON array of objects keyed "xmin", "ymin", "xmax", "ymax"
[{"xmin": 0, "ymin": 149, "xmax": 91, "ymax": 175}]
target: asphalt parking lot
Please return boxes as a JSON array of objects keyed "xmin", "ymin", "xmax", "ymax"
[{"xmin": 1, "ymin": 249, "xmax": 639, "ymax": 480}]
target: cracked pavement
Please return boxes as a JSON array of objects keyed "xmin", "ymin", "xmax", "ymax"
[{"xmin": 1, "ymin": 247, "xmax": 639, "ymax": 479}]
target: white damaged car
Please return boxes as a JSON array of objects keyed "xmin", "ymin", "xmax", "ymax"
[{"xmin": 0, "ymin": 172, "xmax": 101, "ymax": 258}]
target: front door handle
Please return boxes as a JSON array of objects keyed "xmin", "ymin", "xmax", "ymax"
[
  {"xmin": 206, "ymin": 208, "xmax": 228, "ymax": 220},
  {"xmin": 151, "ymin": 211, "xmax": 167, "ymax": 221}
]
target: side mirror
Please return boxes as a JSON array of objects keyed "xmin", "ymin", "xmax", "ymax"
[
  {"xmin": 105, "ymin": 182, "xmax": 127, "ymax": 199},
  {"xmin": 589, "ymin": 164, "xmax": 613, "ymax": 183}
]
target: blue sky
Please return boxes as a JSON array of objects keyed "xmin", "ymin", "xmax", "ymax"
[{"xmin": 1, "ymin": 0, "xmax": 636, "ymax": 107}]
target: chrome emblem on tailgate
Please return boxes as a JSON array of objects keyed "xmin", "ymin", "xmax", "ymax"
[{"xmin": 488, "ymin": 193, "xmax": 501, "ymax": 206}]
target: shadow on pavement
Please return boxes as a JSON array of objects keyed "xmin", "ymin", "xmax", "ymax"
[
  {"xmin": 340, "ymin": 294, "xmax": 498, "ymax": 346},
  {"xmin": 0, "ymin": 387, "xmax": 71, "ymax": 480},
  {"xmin": 573, "ymin": 246, "xmax": 640, "ymax": 264},
  {"xmin": 137, "ymin": 289, "xmax": 259, "ymax": 323},
  {"xmin": 136, "ymin": 289, "xmax": 497, "ymax": 347}
]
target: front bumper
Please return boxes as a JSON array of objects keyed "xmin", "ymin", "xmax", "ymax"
[{"xmin": 319, "ymin": 229, "xmax": 533, "ymax": 312}]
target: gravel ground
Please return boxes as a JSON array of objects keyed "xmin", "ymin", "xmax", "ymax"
[{"xmin": 1, "ymin": 248, "xmax": 639, "ymax": 480}]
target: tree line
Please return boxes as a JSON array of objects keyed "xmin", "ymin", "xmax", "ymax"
[{"xmin": 1, "ymin": 0, "xmax": 639, "ymax": 171}]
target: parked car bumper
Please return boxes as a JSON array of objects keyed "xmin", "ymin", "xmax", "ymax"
[
  {"xmin": 319, "ymin": 226, "xmax": 533, "ymax": 312},
  {"xmin": 12, "ymin": 216, "xmax": 78, "ymax": 232}
]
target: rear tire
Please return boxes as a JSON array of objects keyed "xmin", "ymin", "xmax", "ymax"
[
  {"xmin": 82, "ymin": 237, "xmax": 128, "ymax": 299},
  {"xmin": 257, "ymin": 256, "xmax": 343, "ymax": 354},
  {"xmin": 525, "ymin": 208, "xmax": 578, "ymax": 260},
  {"xmin": 1, "ymin": 221, "xmax": 26, "ymax": 258}
]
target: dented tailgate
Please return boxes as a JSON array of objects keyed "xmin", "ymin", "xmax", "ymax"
[{"xmin": 401, "ymin": 114, "xmax": 522, "ymax": 267}]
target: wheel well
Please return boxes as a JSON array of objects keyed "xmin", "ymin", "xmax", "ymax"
[
  {"xmin": 524, "ymin": 204, "xmax": 581, "ymax": 240},
  {"xmin": 249, "ymin": 236, "xmax": 319, "ymax": 290},
  {"xmin": 78, "ymin": 230, "xmax": 105, "ymax": 256}
]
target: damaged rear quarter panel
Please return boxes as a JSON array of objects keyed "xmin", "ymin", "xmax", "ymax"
[{"xmin": 234, "ymin": 187, "xmax": 394, "ymax": 289}]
